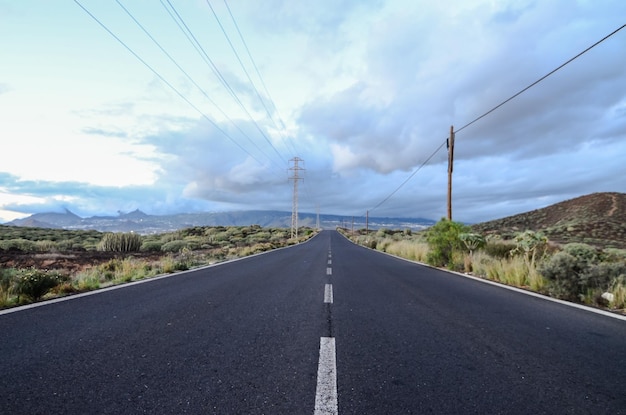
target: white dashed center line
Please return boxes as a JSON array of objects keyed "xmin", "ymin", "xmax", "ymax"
[
  {"xmin": 314, "ymin": 337, "xmax": 338, "ymax": 415},
  {"xmin": 326, "ymin": 267, "xmax": 332, "ymax": 275},
  {"xmin": 324, "ymin": 284, "xmax": 333, "ymax": 304}
]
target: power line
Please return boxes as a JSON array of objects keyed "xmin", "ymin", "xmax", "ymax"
[
  {"xmin": 114, "ymin": 0, "xmax": 285, "ymax": 178},
  {"xmin": 367, "ymin": 22, "xmax": 626, "ymax": 214},
  {"xmin": 163, "ymin": 0, "xmax": 287, "ymax": 167},
  {"xmin": 73, "ymin": 0, "xmax": 268, "ymax": 169},
  {"xmin": 369, "ymin": 140, "xmax": 446, "ymax": 214},
  {"xmin": 206, "ymin": 0, "xmax": 291, "ymax": 160},
  {"xmin": 456, "ymin": 22, "xmax": 626, "ymax": 134},
  {"xmin": 222, "ymin": 0, "xmax": 300, "ymax": 157}
]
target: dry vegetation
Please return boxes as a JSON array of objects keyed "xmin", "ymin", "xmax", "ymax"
[
  {"xmin": 340, "ymin": 193, "xmax": 626, "ymax": 314},
  {"xmin": 472, "ymin": 192, "xmax": 626, "ymax": 249},
  {"xmin": 0, "ymin": 225, "xmax": 317, "ymax": 309}
]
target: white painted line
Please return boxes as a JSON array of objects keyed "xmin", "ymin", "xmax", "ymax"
[
  {"xmin": 324, "ymin": 284, "xmax": 333, "ymax": 304},
  {"xmin": 326, "ymin": 267, "xmax": 332, "ymax": 276},
  {"xmin": 314, "ymin": 337, "xmax": 338, "ymax": 415},
  {"xmin": 340, "ymin": 233, "xmax": 626, "ymax": 322},
  {"xmin": 0, "ymin": 234, "xmax": 323, "ymax": 317},
  {"xmin": 328, "ymin": 260, "xmax": 332, "ymax": 265}
]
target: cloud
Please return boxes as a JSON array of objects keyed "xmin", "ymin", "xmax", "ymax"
[{"xmin": 1, "ymin": 0, "xmax": 625, "ymax": 225}]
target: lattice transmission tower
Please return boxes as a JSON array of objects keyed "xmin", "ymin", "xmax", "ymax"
[{"xmin": 288, "ymin": 157, "xmax": 304, "ymax": 239}]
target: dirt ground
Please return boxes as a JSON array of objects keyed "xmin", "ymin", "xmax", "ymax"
[{"xmin": 0, "ymin": 250, "xmax": 165, "ymax": 274}]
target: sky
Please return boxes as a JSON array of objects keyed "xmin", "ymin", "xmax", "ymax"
[{"xmin": 1, "ymin": 0, "xmax": 625, "ymax": 224}]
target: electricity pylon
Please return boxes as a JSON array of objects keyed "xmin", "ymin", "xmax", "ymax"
[{"xmin": 289, "ymin": 157, "xmax": 304, "ymax": 239}]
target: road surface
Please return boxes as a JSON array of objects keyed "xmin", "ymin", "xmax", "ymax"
[{"xmin": 1, "ymin": 230, "xmax": 625, "ymax": 414}]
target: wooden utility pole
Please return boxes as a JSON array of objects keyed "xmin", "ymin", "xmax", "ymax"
[
  {"xmin": 447, "ymin": 125, "xmax": 455, "ymax": 221},
  {"xmin": 366, "ymin": 210, "xmax": 369, "ymax": 235}
]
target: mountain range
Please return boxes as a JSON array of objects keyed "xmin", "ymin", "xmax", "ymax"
[
  {"xmin": 3, "ymin": 209, "xmax": 435, "ymax": 234},
  {"xmin": 4, "ymin": 192, "xmax": 624, "ymax": 249}
]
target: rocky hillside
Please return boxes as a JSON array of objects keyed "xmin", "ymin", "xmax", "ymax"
[{"xmin": 472, "ymin": 192, "xmax": 626, "ymax": 249}]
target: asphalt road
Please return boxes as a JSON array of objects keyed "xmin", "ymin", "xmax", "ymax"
[{"xmin": 1, "ymin": 230, "xmax": 625, "ymax": 414}]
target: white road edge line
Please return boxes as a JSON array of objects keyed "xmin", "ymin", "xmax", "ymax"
[
  {"xmin": 314, "ymin": 337, "xmax": 338, "ymax": 415},
  {"xmin": 324, "ymin": 284, "xmax": 333, "ymax": 304},
  {"xmin": 338, "ymin": 232, "xmax": 626, "ymax": 322},
  {"xmin": 0, "ymin": 232, "xmax": 324, "ymax": 317}
]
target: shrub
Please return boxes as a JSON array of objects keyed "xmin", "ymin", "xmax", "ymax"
[
  {"xmin": 484, "ymin": 241, "xmax": 515, "ymax": 259},
  {"xmin": 459, "ymin": 233, "xmax": 485, "ymax": 256},
  {"xmin": 512, "ymin": 230, "xmax": 548, "ymax": 268},
  {"xmin": 539, "ymin": 243, "xmax": 606, "ymax": 301},
  {"xmin": 140, "ymin": 240, "xmax": 163, "ymax": 252},
  {"xmin": 0, "ymin": 238, "xmax": 37, "ymax": 252},
  {"xmin": 609, "ymin": 276, "xmax": 626, "ymax": 309},
  {"xmin": 161, "ymin": 240, "xmax": 189, "ymax": 253},
  {"xmin": 14, "ymin": 268, "xmax": 65, "ymax": 302},
  {"xmin": 425, "ymin": 219, "xmax": 470, "ymax": 267},
  {"xmin": 0, "ymin": 267, "xmax": 17, "ymax": 301}
]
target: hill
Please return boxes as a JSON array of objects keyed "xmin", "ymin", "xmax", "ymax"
[
  {"xmin": 472, "ymin": 192, "xmax": 626, "ymax": 249},
  {"xmin": 4, "ymin": 210, "xmax": 434, "ymax": 234}
]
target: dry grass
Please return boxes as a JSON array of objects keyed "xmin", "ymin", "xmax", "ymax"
[
  {"xmin": 384, "ymin": 240, "xmax": 429, "ymax": 262},
  {"xmin": 470, "ymin": 251, "xmax": 546, "ymax": 291}
]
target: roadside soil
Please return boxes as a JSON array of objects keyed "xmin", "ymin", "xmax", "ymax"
[{"xmin": 0, "ymin": 250, "xmax": 166, "ymax": 274}]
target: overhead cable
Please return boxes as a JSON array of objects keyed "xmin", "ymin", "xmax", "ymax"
[
  {"xmin": 206, "ymin": 0, "xmax": 289, "ymax": 158},
  {"xmin": 222, "ymin": 0, "xmax": 300, "ymax": 157},
  {"xmin": 73, "ymin": 0, "xmax": 268, "ymax": 170},
  {"xmin": 456, "ymin": 22, "xmax": 626, "ymax": 134},
  {"xmin": 115, "ymin": 0, "xmax": 285, "ymax": 178},
  {"xmin": 368, "ymin": 22, "xmax": 626, "ymax": 214},
  {"xmin": 163, "ymin": 0, "xmax": 287, "ymax": 166}
]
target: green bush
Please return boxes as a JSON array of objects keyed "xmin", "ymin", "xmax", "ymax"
[
  {"xmin": 161, "ymin": 240, "xmax": 189, "ymax": 253},
  {"xmin": 540, "ymin": 243, "xmax": 614, "ymax": 301},
  {"xmin": 425, "ymin": 219, "xmax": 470, "ymax": 267},
  {"xmin": 140, "ymin": 240, "xmax": 163, "ymax": 252},
  {"xmin": 0, "ymin": 238, "xmax": 37, "ymax": 252},
  {"xmin": 0, "ymin": 268, "xmax": 17, "ymax": 300},
  {"xmin": 484, "ymin": 241, "xmax": 515, "ymax": 259},
  {"xmin": 14, "ymin": 268, "xmax": 65, "ymax": 302}
]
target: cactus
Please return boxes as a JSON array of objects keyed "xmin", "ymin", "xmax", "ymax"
[{"xmin": 97, "ymin": 232, "xmax": 142, "ymax": 252}]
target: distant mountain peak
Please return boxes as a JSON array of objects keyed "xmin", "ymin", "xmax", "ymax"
[
  {"xmin": 118, "ymin": 209, "xmax": 149, "ymax": 219},
  {"xmin": 63, "ymin": 207, "xmax": 79, "ymax": 217}
]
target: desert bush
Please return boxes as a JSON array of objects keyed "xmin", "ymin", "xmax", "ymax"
[
  {"xmin": 608, "ymin": 276, "xmax": 626, "ymax": 309},
  {"xmin": 74, "ymin": 271, "xmax": 101, "ymax": 291},
  {"xmin": 483, "ymin": 241, "xmax": 516, "ymax": 259},
  {"xmin": 425, "ymin": 219, "xmax": 470, "ymax": 267},
  {"xmin": 98, "ymin": 232, "xmax": 142, "ymax": 252},
  {"xmin": 0, "ymin": 267, "xmax": 17, "ymax": 302},
  {"xmin": 140, "ymin": 240, "xmax": 163, "ymax": 252},
  {"xmin": 512, "ymin": 230, "xmax": 548, "ymax": 268},
  {"xmin": 35, "ymin": 240, "xmax": 59, "ymax": 252},
  {"xmin": 165, "ymin": 257, "xmax": 189, "ymax": 272},
  {"xmin": 0, "ymin": 238, "xmax": 37, "ymax": 252},
  {"xmin": 14, "ymin": 268, "xmax": 65, "ymax": 302},
  {"xmin": 161, "ymin": 240, "xmax": 189, "ymax": 253},
  {"xmin": 161, "ymin": 232, "xmax": 183, "ymax": 243},
  {"xmin": 459, "ymin": 233, "xmax": 485, "ymax": 255},
  {"xmin": 540, "ymin": 243, "xmax": 606, "ymax": 301}
]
